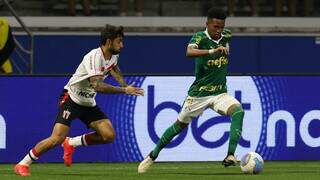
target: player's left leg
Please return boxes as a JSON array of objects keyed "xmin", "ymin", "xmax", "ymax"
[
  {"xmin": 62, "ymin": 119, "xmax": 115, "ymax": 166},
  {"xmin": 223, "ymin": 104, "xmax": 244, "ymax": 167},
  {"xmin": 62, "ymin": 106, "xmax": 113, "ymax": 166},
  {"xmin": 87, "ymin": 119, "xmax": 116, "ymax": 144},
  {"xmin": 209, "ymin": 93, "xmax": 244, "ymax": 167}
]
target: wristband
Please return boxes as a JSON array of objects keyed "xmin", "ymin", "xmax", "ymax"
[{"xmin": 208, "ymin": 49, "xmax": 215, "ymax": 54}]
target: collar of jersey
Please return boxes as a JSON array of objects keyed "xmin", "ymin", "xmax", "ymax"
[
  {"xmin": 98, "ymin": 47, "xmax": 107, "ymax": 62},
  {"xmin": 204, "ymin": 28, "xmax": 224, "ymax": 44}
]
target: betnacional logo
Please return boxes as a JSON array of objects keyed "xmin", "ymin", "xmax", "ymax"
[{"xmin": 134, "ymin": 77, "xmax": 262, "ymax": 161}]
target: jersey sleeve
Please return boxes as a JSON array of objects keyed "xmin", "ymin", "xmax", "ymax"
[
  {"xmin": 222, "ymin": 28, "xmax": 232, "ymax": 43},
  {"xmin": 188, "ymin": 32, "xmax": 204, "ymax": 48},
  {"xmin": 222, "ymin": 29, "xmax": 232, "ymax": 53},
  {"xmin": 84, "ymin": 51, "xmax": 104, "ymax": 76}
]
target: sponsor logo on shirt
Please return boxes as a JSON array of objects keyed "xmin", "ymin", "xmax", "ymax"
[
  {"xmin": 199, "ymin": 84, "xmax": 224, "ymax": 92},
  {"xmin": 207, "ymin": 56, "xmax": 228, "ymax": 68},
  {"xmin": 70, "ymin": 87, "xmax": 96, "ymax": 99},
  {"xmin": 78, "ymin": 91, "xmax": 95, "ymax": 98}
]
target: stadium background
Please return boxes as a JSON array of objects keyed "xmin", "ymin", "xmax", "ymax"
[{"xmin": 1, "ymin": 0, "xmax": 320, "ymax": 165}]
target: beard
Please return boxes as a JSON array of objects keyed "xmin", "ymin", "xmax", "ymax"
[{"xmin": 108, "ymin": 47, "xmax": 120, "ymax": 55}]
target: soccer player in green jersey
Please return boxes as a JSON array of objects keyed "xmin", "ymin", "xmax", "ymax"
[{"xmin": 138, "ymin": 7, "xmax": 244, "ymax": 173}]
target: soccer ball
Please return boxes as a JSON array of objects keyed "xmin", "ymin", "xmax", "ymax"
[{"xmin": 240, "ymin": 152, "xmax": 264, "ymax": 174}]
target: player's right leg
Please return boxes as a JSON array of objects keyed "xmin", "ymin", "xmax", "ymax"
[
  {"xmin": 14, "ymin": 89, "xmax": 79, "ymax": 175},
  {"xmin": 63, "ymin": 105, "xmax": 113, "ymax": 167},
  {"xmin": 138, "ymin": 120, "xmax": 188, "ymax": 173},
  {"xmin": 14, "ymin": 123, "xmax": 70, "ymax": 176},
  {"xmin": 138, "ymin": 96, "xmax": 207, "ymax": 173}
]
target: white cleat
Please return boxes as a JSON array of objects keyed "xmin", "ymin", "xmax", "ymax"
[
  {"xmin": 222, "ymin": 154, "xmax": 237, "ymax": 167},
  {"xmin": 138, "ymin": 155, "xmax": 154, "ymax": 173}
]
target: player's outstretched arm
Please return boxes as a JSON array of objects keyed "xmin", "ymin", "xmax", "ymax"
[
  {"xmin": 89, "ymin": 76, "xmax": 144, "ymax": 96},
  {"xmin": 110, "ymin": 65, "xmax": 128, "ymax": 87},
  {"xmin": 186, "ymin": 45, "xmax": 229, "ymax": 57},
  {"xmin": 125, "ymin": 82, "xmax": 144, "ymax": 96}
]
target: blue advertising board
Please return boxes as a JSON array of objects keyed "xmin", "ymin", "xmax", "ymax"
[
  {"xmin": 12, "ymin": 35, "xmax": 320, "ymax": 74},
  {"xmin": 0, "ymin": 76, "xmax": 320, "ymax": 163}
]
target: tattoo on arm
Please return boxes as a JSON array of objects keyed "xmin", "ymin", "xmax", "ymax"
[
  {"xmin": 89, "ymin": 76, "xmax": 126, "ymax": 94},
  {"xmin": 110, "ymin": 65, "xmax": 128, "ymax": 87}
]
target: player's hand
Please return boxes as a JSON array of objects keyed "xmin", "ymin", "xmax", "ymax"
[
  {"xmin": 209, "ymin": 46, "xmax": 229, "ymax": 55},
  {"xmin": 124, "ymin": 83, "xmax": 144, "ymax": 96}
]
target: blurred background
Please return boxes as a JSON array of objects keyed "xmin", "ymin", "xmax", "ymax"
[
  {"xmin": 1, "ymin": 0, "xmax": 319, "ymax": 17},
  {"xmin": 1, "ymin": 0, "xmax": 320, "ymax": 75}
]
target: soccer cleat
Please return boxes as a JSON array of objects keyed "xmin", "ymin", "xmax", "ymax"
[
  {"xmin": 62, "ymin": 137, "xmax": 75, "ymax": 167},
  {"xmin": 222, "ymin": 154, "xmax": 237, "ymax": 167},
  {"xmin": 14, "ymin": 164, "xmax": 30, "ymax": 176},
  {"xmin": 138, "ymin": 153, "xmax": 154, "ymax": 173}
]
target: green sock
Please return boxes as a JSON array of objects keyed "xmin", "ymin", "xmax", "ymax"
[
  {"xmin": 227, "ymin": 106, "xmax": 244, "ymax": 155},
  {"xmin": 151, "ymin": 122, "xmax": 183, "ymax": 160}
]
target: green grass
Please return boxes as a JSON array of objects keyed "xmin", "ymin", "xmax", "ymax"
[{"xmin": 1, "ymin": 161, "xmax": 320, "ymax": 180}]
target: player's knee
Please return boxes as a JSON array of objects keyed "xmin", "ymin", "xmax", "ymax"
[
  {"xmin": 228, "ymin": 104, "xmax": 244, "ymax": 116},
  {"xmin": 230, "ymin": 105, "xmax": 244, "ymax": 119},
  {"xmin": 176, "ymin": 120, "xmax": 189, "ymax": 129},
  {"xmin": 100, "ymin": 131, "xmax": 116, "ymax": 143},
  {"xmin": 237, "ymin": 106, "xmax": 244, "ymax": 115}
]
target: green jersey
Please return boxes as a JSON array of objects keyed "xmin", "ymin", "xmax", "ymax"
[{"xmin": 187, "ymin": 28, "xmax": 232, "ymax": 97}]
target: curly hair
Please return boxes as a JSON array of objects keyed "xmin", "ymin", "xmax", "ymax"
[{"xmin": 100, "ymin": 24, "xmax": 124, "ymax": 45}]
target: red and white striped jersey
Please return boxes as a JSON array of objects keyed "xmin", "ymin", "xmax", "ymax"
[{"xmin": 64, "ymin": 47, "xmax": 118, "ymax": 107}]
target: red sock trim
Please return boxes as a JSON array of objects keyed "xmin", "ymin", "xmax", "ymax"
[{"xmin": 32, "ymin": 148, "xmax": 40, "ymax": 157}]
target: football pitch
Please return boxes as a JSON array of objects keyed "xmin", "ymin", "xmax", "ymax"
[{"xmin": 1, "ymin": 161, "xmax": 319, "ymax": 180}]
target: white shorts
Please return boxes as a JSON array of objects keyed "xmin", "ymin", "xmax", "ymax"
[{"xmin": 178, "ymin": 93, "xmax": 240, "ymax": 124}]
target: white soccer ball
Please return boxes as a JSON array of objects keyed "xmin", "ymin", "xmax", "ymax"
[{"xmin": 240, "ymin": 152, "xmax": 264, "ymax": 174}]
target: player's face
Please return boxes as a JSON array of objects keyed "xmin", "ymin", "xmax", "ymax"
[
  {"xmin": 109, "ymin": 36, "xmax": 124, "ymax": 55},
  {"xmin": 206, "ymin": 18, "xmax": 225, "ymax": 40}
]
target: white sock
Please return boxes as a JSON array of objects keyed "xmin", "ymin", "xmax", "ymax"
[
  {"xmin": 19, "ymin": 149, "xmax": 39, "ymax": 166},
  {"xmin": 69, "ymin": 135, "xmax": 87, "ymax": 147}
]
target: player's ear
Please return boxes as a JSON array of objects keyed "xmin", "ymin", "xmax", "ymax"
[{"xmin": 106, "ymin": 39, "xmax": 112, "ymax": 47}]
